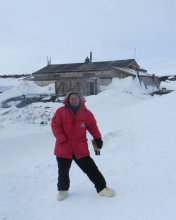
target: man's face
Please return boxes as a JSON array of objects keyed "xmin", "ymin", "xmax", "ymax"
[{"xmin": 69, "ymin": 94, "xmax": 80, "ymax": 106}]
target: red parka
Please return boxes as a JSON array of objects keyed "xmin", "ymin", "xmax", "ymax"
[{"xmin": 51, "ymin": 99, "xmax": 101, "ymax": 159}]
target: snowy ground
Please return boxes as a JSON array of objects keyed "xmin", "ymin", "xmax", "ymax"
[{"xmin": 0, "ymin": 77, "xmax": 176, "ymax": 220}]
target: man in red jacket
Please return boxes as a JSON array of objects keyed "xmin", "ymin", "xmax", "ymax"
[{"xmin": 51, "ymin": 91, "xmax": 115, "ymax": 201}]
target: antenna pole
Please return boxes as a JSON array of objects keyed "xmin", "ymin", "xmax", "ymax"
[{"xmin": 134, "ymin": 48, "xmax": 136, "ymax": 59}]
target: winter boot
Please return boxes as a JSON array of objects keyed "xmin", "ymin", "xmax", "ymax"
[
  {"xmin": 57, "ymin": 190, "xmax": 68, "ymax": 201},
  {"xmin": 99, "ymin": 187, "xmax": 115, "ymax": 197}
]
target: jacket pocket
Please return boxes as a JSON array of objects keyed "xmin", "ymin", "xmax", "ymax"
[
  {"xmin": 76, "ymin": 139, "xmax": 89, "ymax": 155},
  {"xmin": 57, "ymin": 140, "xmax": 70, "ymax": 155}
]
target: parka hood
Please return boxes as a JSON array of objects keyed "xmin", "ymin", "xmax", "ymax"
[{"xmin": 63, "ymin": 91, "xmax": 86, "ymax": 105}]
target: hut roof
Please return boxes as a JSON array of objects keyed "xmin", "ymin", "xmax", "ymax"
[{"xmin": 33, "ymin": 59, "xmax": 139, "ymax": 75}]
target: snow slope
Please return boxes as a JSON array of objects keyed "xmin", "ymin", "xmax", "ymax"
[{"xmin": 0, "ymin": 78, "xmax": 176, "ymax": 220}]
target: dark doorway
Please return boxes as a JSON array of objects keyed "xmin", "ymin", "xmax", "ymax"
[{"xmin": 90, "ymin": 82, "xmax": 95, "ymax": 95}]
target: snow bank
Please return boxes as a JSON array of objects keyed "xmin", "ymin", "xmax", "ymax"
[
  {"xmin": 107, "ymin": 77, "xmax": 156, "ymax": 93},
  {"xmin": 0, "ymin": 79, "xmax": 55, "ymax": 104}
]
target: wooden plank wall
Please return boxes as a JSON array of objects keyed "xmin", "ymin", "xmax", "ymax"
[{"xmin": 55, "ymin": 79, "xmax": 99, "ymax": 97}]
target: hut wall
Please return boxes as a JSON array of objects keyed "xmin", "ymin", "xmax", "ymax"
[
  {"xmin": 57, "ymin": 72, "xmax": 82, "ymax": 77},
  {"xmin": 95, "ymin": 70, "xmax": 112, "ymax": 77},
  {"xmin": 53, "ymin": 70, "xmax": 112, "ymax": 78},
  {"xmin": 112, "ymin": 68, "xmax": 134, "ymax": 79},
  {"xmin": 34, "ymin": 73, "xmax": 55, "ymax": 78},
  {"xmin": 100, "ymin": 78, "xmax": 112, "ymax": 85}
]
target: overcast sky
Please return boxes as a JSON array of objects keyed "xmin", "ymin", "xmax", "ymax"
[{"xmin": 0, "ymin": 0, "xmax": 176, "ymax": 76}]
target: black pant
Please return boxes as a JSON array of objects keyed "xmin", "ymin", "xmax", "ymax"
[{"xmin": 56, "ymin": 155, "xmax": 106, "ymax": 193}]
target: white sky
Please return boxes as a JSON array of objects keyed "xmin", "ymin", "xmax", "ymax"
[{"xmin": 0, "ymin": 0, "xmax": 176, "ymax": 76}]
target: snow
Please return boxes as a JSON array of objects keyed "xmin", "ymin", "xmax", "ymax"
[
  {"xmin": 0, "ymin": 78, "xmax": 19, "ymax": 93},
  {"xmin": 0, "ymin": 77, "xmax": 176, "ymax": 220},
  {"xmin": 160, "ymin": 79, "xmax": 176, "ymax": 91}
]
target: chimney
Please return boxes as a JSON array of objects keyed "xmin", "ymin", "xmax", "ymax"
[{"xmin": 90, "ymin": 51, "xmax": 92, "ymax": 63}]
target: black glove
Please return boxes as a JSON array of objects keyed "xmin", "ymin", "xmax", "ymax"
[{"xmin": 95, "ymin": 138, "xmax": 103, "ymax": 149}]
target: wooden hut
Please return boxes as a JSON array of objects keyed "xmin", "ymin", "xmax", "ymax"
[
  {"xmin": 32, "ymin": 57, "xmax": 140, "ymax": 96},
  {"xmin": 31, "ymin": 54, "xmax": 160, "ymax": 96}
]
